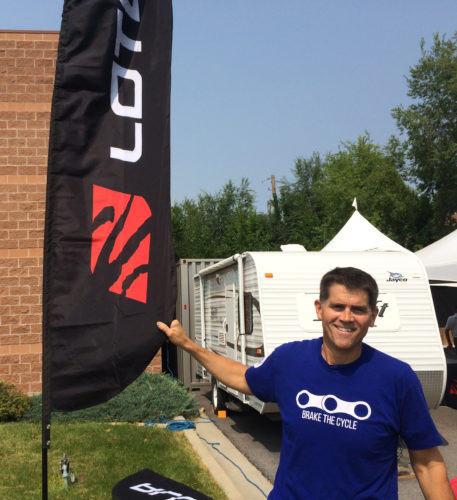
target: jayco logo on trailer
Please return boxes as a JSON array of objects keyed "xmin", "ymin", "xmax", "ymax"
[{"xmin": 386, "ymin": 271, "xmax": 408, "ymax": 282}]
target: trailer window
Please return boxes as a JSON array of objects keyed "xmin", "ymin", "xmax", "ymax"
[{"xmin": 241, "ymin": 292, "xmax": 254, "ymax": 335}]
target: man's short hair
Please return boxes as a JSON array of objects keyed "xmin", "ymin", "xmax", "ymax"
[{"xmin": 320, "ymin": 267, "xmax": 379, "ymax": 311}]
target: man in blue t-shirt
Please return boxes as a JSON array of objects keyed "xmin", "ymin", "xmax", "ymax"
[{"xmin": 157, "ymin": 267, "xmax": 453, "ymax": 499}]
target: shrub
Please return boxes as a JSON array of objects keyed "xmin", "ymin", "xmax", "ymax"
[
  {"xmin": 0, "ymin": 381, "xmax": 32, "ymax": 422},
  {"xmin": 22, "ymin": 372, "xmax": 199, "ymax": 423}
]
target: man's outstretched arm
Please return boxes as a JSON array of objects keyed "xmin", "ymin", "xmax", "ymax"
[{"xmin": 157, "ymin": 320, "xmax": 253, "ymax": 395}]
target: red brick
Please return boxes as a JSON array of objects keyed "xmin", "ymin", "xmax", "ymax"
[
  {"xmin": 8, "ymin": 193, "xmax": 28, "ymax": 203},
  {"xmin": 0, "ymin": 57, "xmax": 15, "ymax": 67},
  {"xmin": 9, "ymin": 230, "xmax": 28, "ymax": 240},
  {"xmin": 21, "ymin": 372, "xmax": 40, "ymax": 383},
  {"xmin": 34, "ymin": 41, "xmax": 56, "ymax": 50},
  {"xmin": 20, "ymin": 314, "xmax": 40, "ymax": 324},
  {"xmin": 31, "ymin": 363, "xmax": 41, "ymax": 373},
  {"xmin": 20, "ymin": 277, "xmax": 39, "ymax": 286},
  {"xmin": 30, "ymin": 324, "xmax": 42, "ymax": 334},
  {"xmin": 20, "ymin": 334, "xmax": 40, "ymax": 343},
  {"xmin": 28, "ymin": 266, "xmax": 43, "ymax": 276},
  {"xmin": 0, "ymin": 297, "xmax": 19, "ymax": 306},
  {"xmin": 0, "ymin": 41, "xmax": 16, "ymax": 49},
  {"xmin": 9, "ymin": 267, "xmax": 29, "ymax": 277},
  {"xmin": 1, "ymin": 315, "xmax": 20, "ymax": 325},
  {"xmin": 11, "ymin": 324, "xmax": 31, "ymax": 334},
  {"xmin": 7, "ymin": 84, "xmax": 26, "ymax": 93},
  {"xmin": 0, "ymin": 365, "xmax": 10, "ymax": 375},
  {"xmin": 20, "ymin": 296, "xmax": 39, "ymax": 305},
  {"xmin": 0, "ymin": 221, "xmax": 18, "ymax": 230},
  {"xmin": 15, "ymin": 57, "xmax": 35, "ymax": 67},
  {"xmin": 10, "ymin": 306, "xmax": 30, "ymax": 315},
  {"xmin": 16, "ymin": 41, "xmax": 34, "ymax": 49},
  {"xmin": 3, "ymin": 374, "xmax": 20, "ymax": 385},
  {"xmin": 30, "ymin": 382, "xmax": 42, "ymax": 393},
  {"xmin": 11, "ymin": 363, "xmax": 30, "ymax": 374},
  {"xmin": 0, "ymin": 277, "xmax": 20, "ymax": 288},
  {"xmin": 21, "ymin": 353, "xmax": 40, "ymax": 363},
  {"xmin": 10, "ymin": 211, "xmax": 28, "ymax": 221},
  {"xmin": 0, "ymin": 240, "xmax": 19, "ymax": 249},
  {"xmin": 0, "ymin": 354, "xmax": 20, "ymax": 364},
  {"xmin": 0, "ymin": 306, "xmax": 10, "ymax": 316}
]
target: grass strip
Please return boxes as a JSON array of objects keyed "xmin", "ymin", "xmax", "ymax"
[{"xmin": 0, "ymin": 422, "xmax": 228, "ymax": 500}]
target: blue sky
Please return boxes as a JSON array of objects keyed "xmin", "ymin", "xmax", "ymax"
[{"xmin": 2, "ymin": 0, "xmax": 457, "ymax": 211}]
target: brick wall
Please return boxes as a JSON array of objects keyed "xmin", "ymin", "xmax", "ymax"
[{"xmin": 0, "ymin": 30, "xmax": 162, "ymax": 396}]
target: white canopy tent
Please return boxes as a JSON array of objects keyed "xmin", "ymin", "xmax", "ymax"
[
  {"xmin": 416, "ymin": 228, "xmax": 457, "ymax": 283},
  {"xmin": 416, "ymin": 229, "xmax": 457, "ymax": 328},
  {"xmin": 322, "ymin": 209, "xmax": 409, "ymax": 253}
]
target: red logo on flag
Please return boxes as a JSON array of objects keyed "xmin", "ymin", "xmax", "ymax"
[{"xmin": 91, "ymin": 185, "xmax": 151, "ymax": 303}]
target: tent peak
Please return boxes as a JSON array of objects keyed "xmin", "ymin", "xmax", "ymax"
[{"xmin": 322, "ymin": 210, "xmax": 408, "ymax": 253}]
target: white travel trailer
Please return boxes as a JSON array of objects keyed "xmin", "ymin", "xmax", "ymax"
[{"xmin": 193, "ymin": 247, "xmax": 447, "ymax": 414}]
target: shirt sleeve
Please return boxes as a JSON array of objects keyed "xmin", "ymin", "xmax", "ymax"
[
  {"xmin": 399, "ymin": 370, "xmax": 443, "ymax": 450},
  {"xmin": 245, "ymin": 348, "xmax": 279, "ymax": 403}
]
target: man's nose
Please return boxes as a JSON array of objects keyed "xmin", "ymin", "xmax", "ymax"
[{"xmin": 341, "ymin": 307, "xmax": 353, "ymax": 322}]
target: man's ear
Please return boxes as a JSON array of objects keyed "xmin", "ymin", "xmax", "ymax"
[
  {"xmin": 314, "ymin": 299, "xmax": 323, "ymax": 320},
  {"xmin": 370, "ymin": 307, "xmax": 379, "ymax": 327}
]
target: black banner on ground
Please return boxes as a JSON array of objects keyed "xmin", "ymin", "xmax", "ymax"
[
  {"xmin": 43, "ymin": 0, "xmax": 175, "ymax": 412},
  {"xmin": 112, "ymin": 469, "xmax": 214, "ymax": 500}
]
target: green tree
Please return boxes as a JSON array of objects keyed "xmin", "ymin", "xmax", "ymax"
[
  {"xmin": 320, "ymin": 136, "xmax": 422, "ymax": 249},
  {"xmin": 171, "ymin": 179, "xmax": 271, "ymax": 260},
  {"xmin": 392, "ymin": 32, "xmax": 457, "ymax": 235},
  {"xmin": 276, "ymin": 153, "xmax": 326, "ymax": 250},
  {"xmin": 277, "ymin": 136, "xmax": 424, "ymax": 250}
]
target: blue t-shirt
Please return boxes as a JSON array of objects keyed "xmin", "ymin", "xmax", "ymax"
[{"xmin": 245, "ymin": 339, "xmax": 442, "ymax": 500}]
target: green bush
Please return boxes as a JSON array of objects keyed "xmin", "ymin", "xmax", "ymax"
[
  {"xmin": 22, "ymin": 372, "xmax": 200, "ymax": 423},
  {"xmin": 0, "ymin": 381, "xmax": 32, "ymax": 422}
]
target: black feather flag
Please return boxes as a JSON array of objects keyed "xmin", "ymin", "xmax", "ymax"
[{"xmin": 42, "ymin": 0, "xmax": 175, "ymax": 413}]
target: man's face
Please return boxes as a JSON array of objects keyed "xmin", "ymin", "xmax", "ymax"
[{"xmin": 314, "ymin": 283, "xmax": 378, "ymax": 362}]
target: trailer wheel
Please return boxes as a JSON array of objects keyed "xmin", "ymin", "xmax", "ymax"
[{"xmin": 211, "ymin": 379, "xmax": 226, "ymax": 412}]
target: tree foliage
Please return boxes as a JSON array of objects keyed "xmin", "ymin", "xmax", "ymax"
[
  {"xmin": 171, "ymin": 178, "xmax": 272, "ymax": 259},
  {"xmin": 171, "ymin": 136, "xmax": 426, "ymax": 258},
  {"xmin": 276, "ymin": 136, "xmax": 423, "ymax": 250},
  {"xmin": 392, "ymin": 32, "xmax": 457, "ymax": 233}
]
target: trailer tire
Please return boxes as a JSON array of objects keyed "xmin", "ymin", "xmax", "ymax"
[{"xmin": 211, "ymin": 379, "xmax": 227, "ymax": 412}]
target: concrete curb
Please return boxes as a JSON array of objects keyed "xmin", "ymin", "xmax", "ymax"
[{"xmin": 182, "ymin": 412, "xmax": 273, "ymax": 500}]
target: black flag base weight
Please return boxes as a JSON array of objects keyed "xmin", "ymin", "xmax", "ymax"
[{"xmin": 112, "ymin": 469, "xmax": 214, "ymax": 500}]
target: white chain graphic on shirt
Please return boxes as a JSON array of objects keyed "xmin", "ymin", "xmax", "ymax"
[{"xmin": 296, "ymin": 389, "xmax": 371, "ymax": 420}]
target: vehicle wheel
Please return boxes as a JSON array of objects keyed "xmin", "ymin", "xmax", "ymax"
[{"xmin": 211, "ymin": 378, "xmax": 226, "ymax": 412}]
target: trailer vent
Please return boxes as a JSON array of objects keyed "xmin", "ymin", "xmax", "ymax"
[{"xmin": 218, "ymin": 330, "xmax": 226, "ymax": 346}]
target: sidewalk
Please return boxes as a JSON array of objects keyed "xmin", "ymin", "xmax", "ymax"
[{"xmin": 182, "ymin": 410, "xmax": 273, "ymax": 500}]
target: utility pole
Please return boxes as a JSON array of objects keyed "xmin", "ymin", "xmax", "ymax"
[{"xmin": 270, "ymin": 175, "xmax": 276, "ymax": 196}]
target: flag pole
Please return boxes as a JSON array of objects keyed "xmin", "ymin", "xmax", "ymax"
[
  {"xmin": 42, "ymin": 93, "xmax": 53, "ymax": 500},
  {"xmin": 41, "ymin": 332, "xmax": 51, "ymax": 500},
  {"xmin": 41, "ymin": 271, "xmax": 51, "ymax": 500}
]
